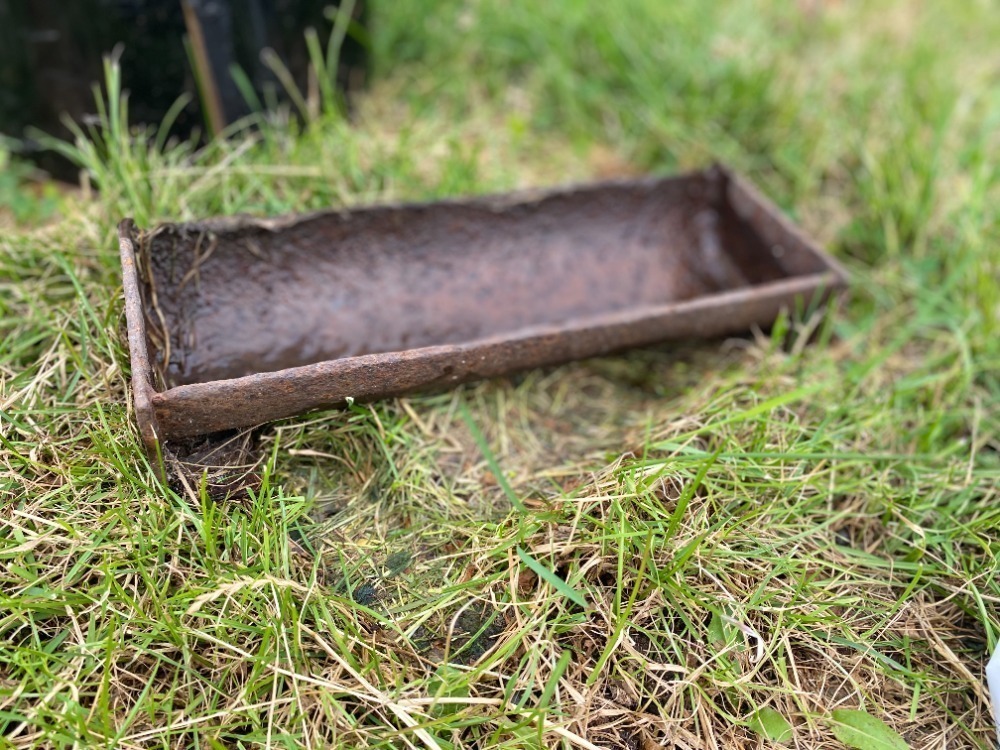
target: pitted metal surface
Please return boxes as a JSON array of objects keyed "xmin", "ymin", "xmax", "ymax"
[{"xmin": 120, "ymin": 165, "xmax": 847, "ymax": 453}]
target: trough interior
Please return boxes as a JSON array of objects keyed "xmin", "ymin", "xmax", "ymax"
[{"xmin": 142, "ymin": 174, "xmax": 824, "ymax": 388}]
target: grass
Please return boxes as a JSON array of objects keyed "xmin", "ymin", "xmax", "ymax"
[{"xmin": 1, "ymin": 0, "xmax": 999, "ymax": 747}]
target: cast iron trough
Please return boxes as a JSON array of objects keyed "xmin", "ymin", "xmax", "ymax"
[{"xmin": 119, "ymin": 165, "xmax": 847, "ymax": 459}]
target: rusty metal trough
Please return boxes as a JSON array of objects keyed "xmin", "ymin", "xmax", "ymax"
[{"xmin": 119, "ymin": 165, "xmax": 846, "ymax": 457}]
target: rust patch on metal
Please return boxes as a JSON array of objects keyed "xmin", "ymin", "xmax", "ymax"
[{"xmin": 119, "ymin": 165, "xmax": 847, "ymax": 458}]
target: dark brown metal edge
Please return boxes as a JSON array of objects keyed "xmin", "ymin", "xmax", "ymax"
[
  {"xmin": 720, "ymin": 165, "xmax": 850, "ymax": 286},
  {"xmin": 135, "ymin": 168, "xmax": 711, "ymax": 239},
  {"xmin": 150, "ymin": 272, "xmax": 843, "ymax": 440},
  {"xmin": 118, "ymin": 219, "xmax": 161, "ymax": 458}
]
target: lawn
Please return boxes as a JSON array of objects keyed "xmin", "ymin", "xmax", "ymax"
[{"xmin": 1, "ymin": 0, "xmax": 998, "ymax": 748}]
